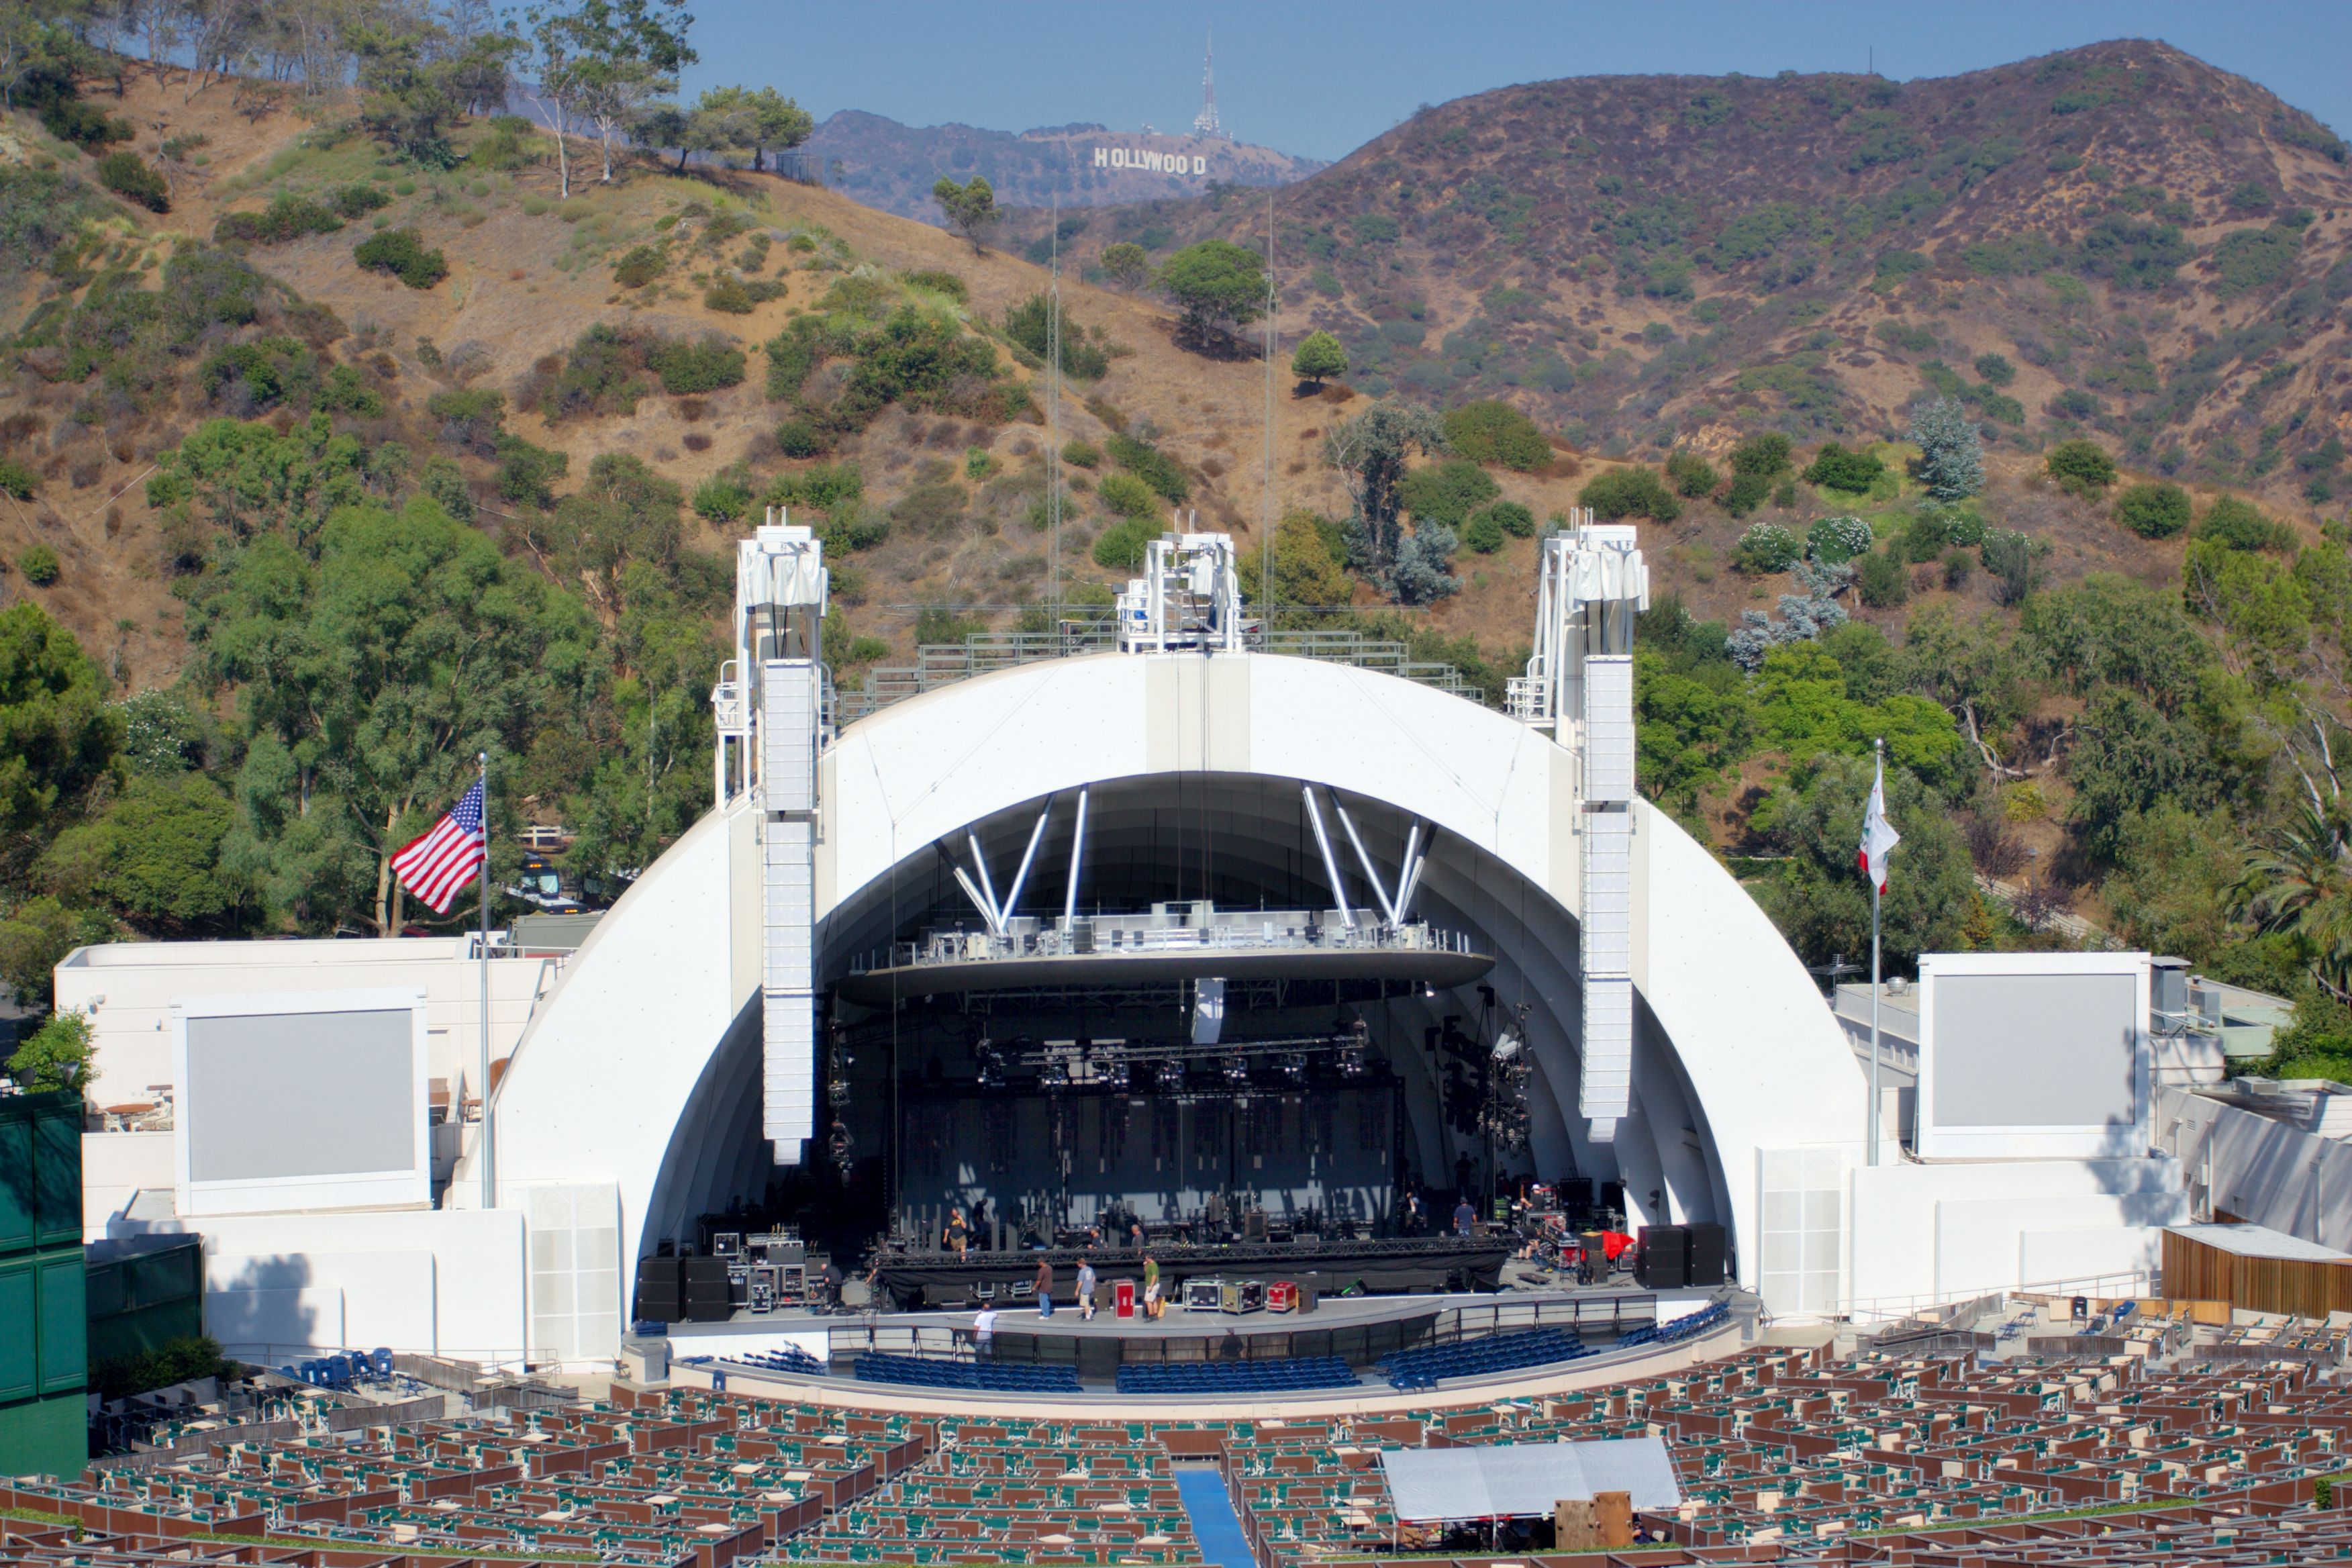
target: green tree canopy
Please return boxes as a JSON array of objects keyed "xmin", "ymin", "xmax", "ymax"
[
  {"xmin": 1322, "ymin": 399, "xmax": 1447, "ymax": 575},
  {"xmin": 40, "ymin": 772, "xmax": 244, "ymax": 930},
  {"xmin": 1156, "ymin": 240, "xmax": 1267, "ymax": 349},
  {"xmin": 1908, "ymin": 397, "xmax": 1985, "ymax": 500},
  {"xmin": 0, "ymin": 602, "xmax": 120, "ymax": 885},
  {"xmin": 189, "ymin": 497, "xmax": 597, "ymax": 933},
  {"xmin": 932, "ymin": 175, "xmax": 999, "ymax": 252},
  {"xmin": 1751, "ymin": 750, "xmax": 1975, "ymax": 973},
  {"xmin": 1290, "ymin": 330, "xmax": 1347, "ymax": 388}
]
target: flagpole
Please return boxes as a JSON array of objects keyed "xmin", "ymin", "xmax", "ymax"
[
  {"xmin": 1868, "ymin": 736, "xmax": 1883, "ymax": 1169},
  {"xmin": 479, "ymin": 749, "xmax": 494, "ymax": 1210}
]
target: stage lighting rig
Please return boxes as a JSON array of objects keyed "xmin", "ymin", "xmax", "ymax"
[{"xmin": 1223, "ymin": 1054, "xmax": 1251, "ymax": 1085}]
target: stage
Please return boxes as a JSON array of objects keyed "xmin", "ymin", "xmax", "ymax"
[
  {"xmin": 871, "ymin": 1234, "xmax": 1511, "ymax": 1311},
  {"xmin": 665, "ymin": 1284, "xmax": 1701, "ymax": 1379}
]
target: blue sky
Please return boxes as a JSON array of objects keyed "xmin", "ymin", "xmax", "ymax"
[{"xmin": 679, "ymin": 1, "xmax": 2350, "ymax": 164}]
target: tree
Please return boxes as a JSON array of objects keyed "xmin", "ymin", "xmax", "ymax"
[
  {"xmin": 2236, "ymin": 804, "xmax": 2352, "ymax": 1002},
  {"xmin": 525, "ymin": 0, "xmax": 687, "ymax": 195},
  {"xmin": 932, "ymin": 174, "xmax": 999, "ymax": 252},
  {"xmin": 1801, "ymin": 442, "xmax": 1885, "ymax": 495},
  {"xmin": 1443, "ymin": 401, "xmax": 1551, "ymax": 471},
  {"xmin": 1908, "ymin": 397, "xmax": 1984, "ymax": 500},
  {"xmin": 189, "ymin": 497, "xmax": 597, "ymax": 934},
  {"xmin": 1290, "ymin": 330, "xmax": 1347, "ymax": 389},
  {"xmin": 1156, "ymin": 239, "xmax": 1267, "ymax": 350},
  {"xmin": 1751, "ymin": 750, "xmax": 1974, "ymax": 973},
  {"xmin": 1322, "ymin": 399, "xmax": 1447, "ymax": 576},
  {"xmin": 691, "ymin": 83, "xmax": 810, "ymax": 170},
  {"xmin": 6, "ymin": 1011, "xmax": 91, "ymax": 1095},
  {"xmin": 1398, "ymin": 457, "xmax": 1500, "ymax": 528},
  {"xmin": 42, "ymin": 769, "xmax": 242, "ymax": 930},
  {"xmin": 0, "ymin": 603, "xmax": 119, "ymax": 887},
  {"xmin": 1243, "ymin": 510, "xmax": 1353, "ymax": 612},
  {"xmin": 1100, "ymin": 242, "xmax": 1148, "ymax": 289},
  {"xmin": 1578, "ymin": 466, "xmax": 1681, "ymax": 523}
]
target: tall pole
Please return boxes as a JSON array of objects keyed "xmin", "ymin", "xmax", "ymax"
[
  {"xmin": 479, "ymin": 749, "xmax": 495, "ymax": 1209},
  {"xmin": 1867, "ymin": 736, "xmax": 1883, "ymax": 1169},
  {"xmin": 1260, "ymin": 189, "xmax": 1276, "ymax": 629},
  {"xmin": 1047, "ymin": 189, "xmax": 1063, "ymax": 633}
]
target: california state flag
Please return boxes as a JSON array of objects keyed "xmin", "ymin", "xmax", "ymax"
[{"xmin": 1859, "ymin": 752, "xmax": 1900, "ymax": 893}]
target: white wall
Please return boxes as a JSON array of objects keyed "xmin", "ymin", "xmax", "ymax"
[
  {"xmin": 54, "ymin": 937, "xmax": 561, "ymax": 1110},
  {"xmin": 109, "ymin": 1206, "xmax": 527, "ymax": 1366},
  {"xmin": 82, "ymin": 1131, "xmax": 171, "ymax": 1240},
  {"xmin": 2162, "ymin": 1085, "xmax": 2352, "ymax": 1248},
  {"xmin": 1848, "ymin": 1157, "xmax": 2186, "ymax": 1312}
]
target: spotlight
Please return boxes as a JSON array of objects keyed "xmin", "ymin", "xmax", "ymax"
[
  {"xmin": 1491, "ymin": 1031, "xmax": 1524, "ymax": 1063},
  {"xmin": 1281, "ymin": 1052, "xmax": 1308, "ymax": 1084},
  {"xmin": 1422, "ymin": 983, "xmax": 1438, "ymax": 999},
  {"xmin": 1224, "ymin": 1054, "xmax": 1251, "ymax": 1085},
  {"xmin": 1338, "ymin": 1045, "xmax": 1367, "ymax": 1077}
]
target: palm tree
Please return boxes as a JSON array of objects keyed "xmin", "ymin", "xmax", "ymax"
[{"xmin": 2235, "ymin": 803, "xmax": 2352, "ymax": 1001}]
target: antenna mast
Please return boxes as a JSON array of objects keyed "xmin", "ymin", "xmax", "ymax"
[
  {"xmin": 1193, "ymin": 28, "xmax": 1224, "ymax": 140},
  {"xmin": 1260, "ymin": 189, "xmax": 1276, "ymax": 634},
  {"xmin": 1048, "ymin": 189, "xmax": 1063, "ymax": 630}
]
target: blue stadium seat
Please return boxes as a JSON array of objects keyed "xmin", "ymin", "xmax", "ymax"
[{"xmin": 1375, "ymin": 1328, "xmax": 1591, "ymax": 1391}]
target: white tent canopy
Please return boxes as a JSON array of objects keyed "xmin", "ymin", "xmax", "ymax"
[{"xmin": 1379, "ymin": 1439, "xmax": 1681, "ymax": 1523}]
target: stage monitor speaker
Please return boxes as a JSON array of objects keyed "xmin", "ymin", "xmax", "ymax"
[
  {"xmin": 1638, "ymin": 1224, "xmax": 1688, "ymax": 1259},
  {"xmin": 1685, "ymin": 1222, "xmax": 1726, "ymax": 1286},
  {"xmin": 1634, "ymin": 1250, "xmax": 1686, "ymax": 1290},
  {"xmin": 682, "ymin": 1257, "xmax": 729, "ymax": 1287},
  {"xmin": 632, "ymin": 1289, "xmax": 679, "ymax": 1323},
  {"xmin": 636, "ymin": 1257, "xmax": 681, "ymax": 1290}
]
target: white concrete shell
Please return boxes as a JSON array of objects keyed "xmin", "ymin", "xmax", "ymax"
[{"xmin": 470, "ymin": 652, "xmax": 1864, "ymax": 1295}]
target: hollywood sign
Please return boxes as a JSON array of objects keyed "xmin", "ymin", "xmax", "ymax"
[{"xmin": 1094, "ymin": 146, "xmax": 1210, "ymax": 177}]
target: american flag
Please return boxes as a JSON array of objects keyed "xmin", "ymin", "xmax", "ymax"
[{"xmin": 390, "ymin": 778, "xmax": 487, "ymax": 915}]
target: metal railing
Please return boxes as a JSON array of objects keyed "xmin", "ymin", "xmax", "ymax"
[
  {"xmin": 832, "ymin": 624, "xmax": 1481, "ymax": 726},
  {"xmin": 852, "ymin": 912, "xmax": 1479, "ymax": 977}
]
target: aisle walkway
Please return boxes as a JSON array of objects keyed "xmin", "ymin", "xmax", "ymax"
[{"xmin": 1173, "ymin": 1467, "xmax": 1258, "ymax": 1568}]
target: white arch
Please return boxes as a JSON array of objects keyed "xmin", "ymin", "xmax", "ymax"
[{"xmin": 474, "ymin": 652, "xmax": 1864, "ymax": 1295}]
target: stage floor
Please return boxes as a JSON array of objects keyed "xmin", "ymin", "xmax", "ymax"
[{"xmin": 666, "ymin": 1282, "xmax": 1714, "ymax": 1355}]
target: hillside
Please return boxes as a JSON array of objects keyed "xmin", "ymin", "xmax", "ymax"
[
  {"xmin": 1016, "ymin": 41, "xmax": 2352, "ymax": 520},
  {"xmin": 804, "ymin": 111, "xmax": 1325, "ymax": 231},
  {"xmin": 9, "ymin": 44, "xmax": 2352, "ymax": 1079}
]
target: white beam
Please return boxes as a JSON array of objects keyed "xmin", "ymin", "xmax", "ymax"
[{"xmin": 1302, "ymin": 785, "xmax": 1355, "ymax": 929}]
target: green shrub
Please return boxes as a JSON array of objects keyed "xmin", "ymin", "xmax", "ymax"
[
  {"xmin": 1801, "ymin": 442, "xmax": 1885, "ymax": 494},
  {"xmin": 41, "ymin": 97, "xmax": 132, "ymax": 150},
  {"xmin": 2197, "ymin": 495, "xmax": 2293, "ymax": 551},
  {"xmin": 646, "ymin": 335, "xmax": 746, "ymax": 395},
  {"xmin": 353, "ymin": 227, "xmax": 447, "ymax": 289},
  {"xmin": 96, "ymin": 151, "xmax": 170, "ymax": 213},
  {"xmin": 1462, "ymin": 511, "xmax": 1506, "ymax": 553},
  {"xmin": 2113, "ymin": 481, "xmax": 2191, "ymax": 538},
  {"xmin": 1873, "ymin": 322, "xmax": 1937, "ymax": 355},
  {"xmin": 1730, "ymin": 432, "xmax": 1793, "ymax": 479},
  {"xmin": 775, "ymin": 418, "xmax": 826, "ymax": 458},
  {"xmin": 1664, "ymin": 450, "xmax": 1717, "ymax": 498},
  {"xmin": 822, "ymin": 501, "xmax": 889, "ymax": 552},
  {"xmin": 1856, "ymin": 549, "xmax": 1908, "ymax": 607},
  {"xmin": 693, "ymin": 473, "xmax": 754, "ymax": 524},
  {"xmin": 1579, "ymin": 466, "xmax": 1681, "ymax": 523},
  {"xmin": 1806, "ymin": 515, "xmax": 1874, "ymax": 563},
  {"xmin": 470, "ymin": 115, "xmax": 538, "ymax": 170},
  {"xmin": 1721, "ymin": 471, "xmax": 1771, "ymax": 516},
  {"xmin": 614, "ymin": 244, "xmax": 665, "ymax": 288},
  {"xmin": 215, "ymin": 194, "xmax": 342, "ymax": 244},
  {"xmin": 1061, "ymin": 438, "xmax": 1100, "ymax": 469},
  {"xmin": 1105, "ymin": 433, "xmax": 1189, "ymax": 502},
  {"xmin": 1097, "ymin": 471, "xmax": 1160, "ymax": 520},
  {"xmin": 705, "ymin": 272, "xmax": 787, "ymax": 313},
  {"xmin": 1972, "ymin": 351, "xmax": 2016, "ymax": 387},
  {"xmin": 0, "ymin": 457, "xmax": 38, "ymax": 500},
  {"xmin": 17, "ymin": 544, "xmax": 61, "ymax": 585},
  {"xmin": 89, "ymin": 1335, "xmax": 236, "ymax": 1403},
  {"xmin": 1732, "ymin": 523, "xmax": 1801, "ymax": 575},
  {"xmin": 1399, "ymin": 457, "xmax": 1502, "ymax": 526},
  {"xmin": 767, "ymin": 462, "xmax": 864, "ymax": 512},
  {"xmin": 494, "ymin": 434, "xmax": 569, "ymax": 506},
  {"xmin": 1480, "ymin": 500, "xmax": 1536, "ymax": 539},
  {"xmin": 1442, "ymin": 399, "xmax": 1551, "ymax": 471},
  {"xmin": 2043, "ymin": 438, "xmax": 2116, "ymax": 497},
  {"xmin": 1003, "ymin": 295, "xmax": 1112, "ymax": 379},
  {"xmin": 903, "ymin": 268, "xmax": 968, "ymax": 300},
  {"xmin": 540, "ymin": 324, "xmax": 652, "ymax": 422},
  {"xmin": 1093, "ymin": 514, "xmax": 1160, "ymax": 569}
]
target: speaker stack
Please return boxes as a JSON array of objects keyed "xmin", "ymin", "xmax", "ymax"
[
  {"xmin": 632, "ymin": 1257, "xmax": 681, "ymax": 1325},
  {"xmin": 1684, "ymin": 1222, "xmax": 1727, "ymax": 1287},
  {"xmin": 683, "ymin": 1256, "xmax": 733, "ymax": 1322},
  {"xmin": 1634, "ymin": 1224, "xmax": 1689, "ymax": 1290}
]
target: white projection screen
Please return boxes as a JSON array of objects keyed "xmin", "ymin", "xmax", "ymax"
[
  {"xmin": 175, "ymin": 989, "xmax": 430, "ymax": 1216},
  {"xmin": 1915, "ymin": 954, "xmax": 2150, "ymax": 1159}
]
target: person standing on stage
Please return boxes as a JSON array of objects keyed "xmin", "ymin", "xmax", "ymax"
[
  {"xmin": 1454, "ymin": 1195, "xmax": 1477, "ymax": 1238},
  {"xmin": 1076, "ymin": 1257, "xmax": 1097, "ymax": 1320},
  {"xmin": 1034, "ymin": 1257, "xmax": 1055, "ymax": 1318},
  {"xmin": 948, "ymin": 1208, "xmax": 969, "ymax": 1259},
  {"xmin": 1142, "ymin": 1253, "xmax": 1162, "ymax": 1318}
]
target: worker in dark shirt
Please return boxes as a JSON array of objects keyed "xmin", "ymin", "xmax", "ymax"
[{"xmin": 1454, "ymin": 1197, "xmax": 1477, "ymax": 1237}]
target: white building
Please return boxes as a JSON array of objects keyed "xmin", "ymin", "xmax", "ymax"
[{"xmin": 63, "ymin": 518, "xmax": 2193, "ymax": 1367}]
